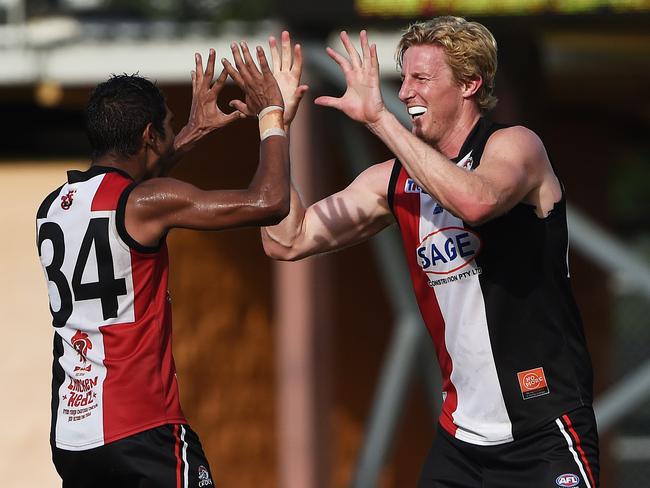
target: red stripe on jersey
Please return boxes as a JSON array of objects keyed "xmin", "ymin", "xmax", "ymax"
[
  {"xmin": 101, "ymin": 245, "xmax": 185, "ymax": 444},
  {"xmin": 392, "ymin": 168, "xmax": 458, "ymax": 436},
  {"xmin": 174, "ymin": 424, "xmax": 182, "ymax": 488},
  {"xmin": 91, "ymin": 172, "xmax": 131, "ymax": 211},
  {"xmin": 562, "ymin": 414, "xmax": 596, "ymax": 488}
]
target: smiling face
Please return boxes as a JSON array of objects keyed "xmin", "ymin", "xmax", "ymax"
[{"xmin": 398, "ymin": 44, "xmax": 469, "ymax": 147}]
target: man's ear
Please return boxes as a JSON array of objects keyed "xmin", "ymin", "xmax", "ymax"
[
  {"xmin": 461, "ymin": 77, "xmax": 483, "ymax": 99},
  {"xmin": 142, "ymin": 122, "xmax": 161, "ymax": 153}
]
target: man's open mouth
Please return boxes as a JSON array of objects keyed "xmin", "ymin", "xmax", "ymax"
[{"xmin": 408, "ymin": 106, "xmax": 427, "ymax": 120}]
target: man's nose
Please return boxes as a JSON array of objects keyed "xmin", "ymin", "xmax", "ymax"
[{"xmin": 398, "ymin": 80, "xmax": 412, "ymax": 103}]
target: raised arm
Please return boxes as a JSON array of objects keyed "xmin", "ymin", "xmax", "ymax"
[
  {"xmin": 154, "ymin": 49, "xmax": 246, "ymax": 177},
  {"xmin": 262, "ymin": 160, "xmax": 395, "ymax": 260},
  {"xmin": 125, "ymin": 42, "xmax": 290, "ymax": 247},
  {"xmin": 316, "ymin": 31, "xmax": 560, "ymax": 225},
  {"xmin": 369, "ymin": 119, "xmax": 560, "ymax": 223},
  {"xmin": 256, "ymin": 31, "xmax": 392, "ymax": 261}
]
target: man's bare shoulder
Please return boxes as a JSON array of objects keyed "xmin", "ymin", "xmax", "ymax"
[
  {"xmin": 126, "ymin": 177, "xmax": 197, "ymax": 222},
  {"xmin": 129, "ymin": 177, "xmax": 193, "ymax": 203},
  {"xmin": 352, "ymin": 158, "xmax": 396, "ymax": 194},
  {"xmin": 485, "ymin": 125, "xmax": 547, "ymax": 163}
]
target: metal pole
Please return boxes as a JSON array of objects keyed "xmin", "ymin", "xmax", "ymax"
[
  {"xmin": 567, "ymin": 204, "xmax": 650, "ymax": 299},
  {"xmin": 594, "ymin": 358, "xmax": 650, "ymax": 433}
]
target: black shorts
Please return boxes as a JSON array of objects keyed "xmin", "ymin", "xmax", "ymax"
[
  {"xmin": 418, "ymin": 407, "xmax": 599, "ymax": 488},
  {"xmin": 52, "ymin": 423, "xmax": 215, "ymax": 488}
]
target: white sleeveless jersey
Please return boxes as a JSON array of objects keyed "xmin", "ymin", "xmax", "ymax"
[{"xmin": 36, "ymin": 166, "xmax": 185, "ymax": 450}]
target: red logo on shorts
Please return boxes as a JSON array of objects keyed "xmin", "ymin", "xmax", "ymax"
[
  {"xmin": 71, "ymin": 331, "xmax": 92, "ymax": 363},
  {"xmin": 61, "ymin": 189, "xmax": 76, "ymax": 210},
  {"xmin": 517, "ymin": 367, "xmax": 550, "ymax": 400}
]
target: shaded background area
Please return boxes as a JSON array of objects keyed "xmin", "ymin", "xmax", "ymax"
[{"xmin": 1, "ymin": 1, "xmax": 649, "ymax": 487}]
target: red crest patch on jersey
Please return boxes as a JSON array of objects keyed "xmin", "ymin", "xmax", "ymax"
[
  {"xmin": 517, "ymin": 367, "xmax": 550, "ymax": 400},
  {"xmin": 71, "ymin": 330, "xmax": 92, "ymax": 363},
  {"xmin": 61, "ymin": 189, "xmax": 76, "ymax": 210}
]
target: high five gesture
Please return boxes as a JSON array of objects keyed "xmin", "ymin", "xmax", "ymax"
[
  {"xmin": 314, "ymin": 30, "xmax": 385, "ymax": 125},
  {"xmin": 174, "ymin": 49, "xmax": 245, "ymax": 154},
  {"xmin": 227, "ymin": 31, "xmax": 309, "ymax": 131}
]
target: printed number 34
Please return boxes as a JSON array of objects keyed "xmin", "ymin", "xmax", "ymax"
[{"xmin": 38, "ymin": 218, "xmax": 127, "ymax": 327}]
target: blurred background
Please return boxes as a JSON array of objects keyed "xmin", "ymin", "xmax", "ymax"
[{"xmin": 1, "ymin": 0, "xmax": 649, "ymax": 487}]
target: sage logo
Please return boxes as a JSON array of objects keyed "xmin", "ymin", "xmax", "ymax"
[
  {"xmin": 416, "ymin": 227, "xmax": 482, "ymax": 275},
  {"xmin": 555, "ymin": 473, "xmax": 580, "ymax": 487}
]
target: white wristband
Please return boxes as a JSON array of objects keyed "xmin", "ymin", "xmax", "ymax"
[
  {"xmin": 258, "ymin": 105, "xmax": 284, "ymax": 119},
  {"xmin": 261, "ymin": 128, "xmax": 287, "ymax": 140}
]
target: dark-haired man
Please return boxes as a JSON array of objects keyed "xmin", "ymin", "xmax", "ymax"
[
  {"xmin": 37, "ymin": 44, "xmax": 289, "ymax": 487},
  {"xmin": 264, "ymin": 20, "xmax": 599, "ymax": 487}
]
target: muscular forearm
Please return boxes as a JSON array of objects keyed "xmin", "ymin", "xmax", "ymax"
[
  {"xmin": 246, "ymin": 135, "xmax": 291, "ymax": 224},
  {"xmin": 261, "ymin": 183, "xmax": 306, "ymax": 260},
  {"xmin": 368, "ymin": 111, "xmax": 497, "ymax": 224}
]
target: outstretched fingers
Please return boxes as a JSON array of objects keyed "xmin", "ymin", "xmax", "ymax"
[
  {"xmin": 208, "ymin": 67, "xmax": 228, "ymax": 97},
  {"xmin": 314, "ymin": 95, "xmax": 341, "ymax": 109},
  {"xmin": 221, "ymin": 57, "xmax": 245, "ymax": 90},
  {"xmin": 203, "ymin": 48, "xmax": 216, "ymax": 86},
  {"xmin": 228, "ymin": 99, "xmax": 252, "ymax": 116},
  {"xmin": 325, "ymin": 46, "xmax": 352, "ymax": 73},
  {"xmin": 281, "ymin": 30, "xmax": 292, "ymax": 71},
  {"xmin": 256, "ymin": 46, "xmax": 272, "ymax": 75},
  {"xmin": 194, "ymin": 52, "xmax": 204, "ymax": 87},
  {"xmin": 370, "ymin": 43, "xmax": 378, "ymax": 70},
  {"xmin": 191, "ymin": 69, "xmax": 197, "ymax": 96},
  {"xmin": 340, "ymin": 31, "xmax": 362, "ymax": 68},
  {"xmin": 230, "ymin": 42, "xmax": 253, "ymax": 85},
  {"xmin": 269, "ymin": 36, "xmax": 281, "ymax": 72},
  {"xmin": 360, "ymin": 30, "xmax": 371, "ymax": 67},
  {"xmin": 291, "ymin": 43, "xmax": 303, "ymax": 76},
  {"xmin": 240, "ymin": 41, "xmax": 262, "ymax": 78}
]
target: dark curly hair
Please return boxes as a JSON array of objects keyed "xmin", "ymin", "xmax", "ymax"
[{"xmin": 85, "ymin": 74, "xmax": 167, "ymax": 160}]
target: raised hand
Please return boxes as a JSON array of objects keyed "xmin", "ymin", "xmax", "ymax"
[
  {"xmin": 229, "ymin": 32, "xmax": 308, "ymax": 130},
  {"xmin": 314, "ymin": 30, "xmax": 385, "ymax": 125},
  {"xmin": 174, "ymin": 49, "xmax": 244, "ymax": 152},
  {"xmin": 222, "ymin": 41, "xmax": 284, "ymax": 116}
]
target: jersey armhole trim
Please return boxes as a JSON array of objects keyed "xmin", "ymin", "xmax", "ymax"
[
  {"xmin": 116, "ymin": 182, "xmax": 166, "ymax": 254},
  {"xmin": 387, "ymin": 159, "xmax": 402, "ymax": 214},
  {"xmin": 37, "ymin": 184, "xmax": 64, "ymax": 220}
]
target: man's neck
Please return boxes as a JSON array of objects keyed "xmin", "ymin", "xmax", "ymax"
[
  {"xmin": 92, "ymin": 154, "xmax": 145, "ymax": 180},
  {"xmin": 435, "ymin": 108, "xmax": 482, "ymax": 159}
]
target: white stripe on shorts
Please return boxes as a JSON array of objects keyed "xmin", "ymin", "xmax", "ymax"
[
  {"xmin": 555, "ymin": 418, "xmax": 592, "ymax": 488},
  {"xmin": 181, "ymin": 425, "xmax": 189, "ymax": 488}
]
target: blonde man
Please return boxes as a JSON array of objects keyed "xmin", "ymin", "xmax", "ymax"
[{"xmin": 265, "ymin": 19, "xmax": 599, "ymax": 487}]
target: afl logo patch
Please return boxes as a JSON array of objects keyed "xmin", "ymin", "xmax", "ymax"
[
  {"xmin": 416, "ymin": 226, "xmax": 482, "ymax": 275},
  {"xmin": 198, "ymin": 465, "xmax": 213, "ymax": 486},
  {"xmin": 517, "ymin": 367, "xmax": 550, "ymax": 400},
  {"xmin": 556, "ymin": 473, "xmax": 580, "ymax": 487}
]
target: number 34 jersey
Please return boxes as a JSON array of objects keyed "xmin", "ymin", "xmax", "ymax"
[{"xmin": 36, "ymin": 166, "xmax": 186, "ymax": 451}]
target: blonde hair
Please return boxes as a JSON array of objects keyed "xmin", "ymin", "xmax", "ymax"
[{"xmin": 397, "ymin": 16, "xmax": 498, "ymax": 112}]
